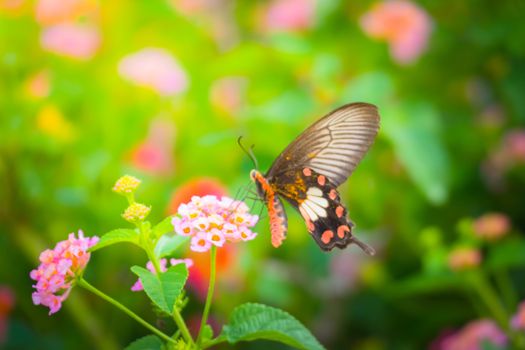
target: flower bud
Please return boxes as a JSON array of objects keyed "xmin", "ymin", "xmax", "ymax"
[
  {"xmin": 112, "ymin": 175, "xmax": 141, "ymax": 195},
  {"xmin": 122, "ymin": 203, "xmax": 150, "ymax": 223}
]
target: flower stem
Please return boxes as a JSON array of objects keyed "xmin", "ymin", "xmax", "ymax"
[
  {"xmin": 494, "ymin": 269, "xmax": 517, "ymax": 310},
  {"xmin": 196, "ymin": 246, "xmax": 217, "ymax": 347},
  {"xmin": 468, "ymin": 272, "xmax": 509, "ymax": 330},
  {"xmin": 77, "ymin": 278, "xmax": 177, "ymax": 345}
]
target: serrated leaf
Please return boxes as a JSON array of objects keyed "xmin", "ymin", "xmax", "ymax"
[
  {"xmin": 154, "ymin": 234, "xmax": 189, "ymax": 258},
  {"xmin": 221, "ymin": 303, "xmax": 325, "ymax": 350},
  {"xmin": 89, "ymin": 228, "xmax": 139, "ymax": 252},
  {"xmin": 152, "ymin": 216, "xmax": 175, "ymax": 238},
  {"xmin": 131, "ymin": 264, "xmax": 188, "ymax": 314},
  {"xmin": 124, "ymin": 335, "xmax": 162, "ymax": 350}
]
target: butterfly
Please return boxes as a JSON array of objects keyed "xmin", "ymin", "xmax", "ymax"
[{"xmin": 248, "ymin": 102, "xmax": 380, "ymax": 253}]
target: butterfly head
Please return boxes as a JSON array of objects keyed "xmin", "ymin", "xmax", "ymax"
[{"xmin": 250, "ymin": 169, "xmax": 268, "ymax": 200}]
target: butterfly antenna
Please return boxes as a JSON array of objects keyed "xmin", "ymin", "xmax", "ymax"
[{"xmin": 238, "ymin": 136, "xmax": 259, "ymax": 170}]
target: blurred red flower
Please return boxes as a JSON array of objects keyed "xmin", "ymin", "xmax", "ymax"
[
  {"xmin": 360, "ymin": 0, "xmax": 432, "ymax": 64},
  {"xmin": 186, "ymin": 244, "xmax": 239, "ymax": 300},
  {"xmin": 166, "ymin": 178, "xmax": 228, "ymax": 215},
  {"xmin": 0, "ymin": 286, "xmax": 15, "ymax": 345},
  {"xmin": 129, "ymin": 118, "xmax": 176, "ymax": 176}
]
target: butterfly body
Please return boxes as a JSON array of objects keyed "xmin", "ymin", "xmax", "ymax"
[{"xmin": 250, "ymin": 103, "xmax": 380, "ymax": 253}]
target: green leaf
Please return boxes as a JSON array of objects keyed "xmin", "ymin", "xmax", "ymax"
[
  {"xmin": 152, "ymin": 216, "xmax": 175, "ymax": 238},
  {"xmin": 131, "ymin": 264, "xmax": 188, "ymax": 314},
  {"xmin": 124, "ymin": 335, "xmax": 162, "ymax": 350},
  {"xmin": 154, "ymin": 234, "xmax": 189, "ymax": 258},
  {"xmin": 486, "ymin": 238, "xmax": 525, "ymax": 270},
  {"xmin": 89, "ymin": 229, "xmax": 139, "ymax": 252},
  {"xmin": 221, "ymin": 303, "xmax": 325, "ymax": 350}
]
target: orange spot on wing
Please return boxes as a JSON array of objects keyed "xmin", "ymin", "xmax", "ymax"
[
  {"xmin": 329, "ymin": 189, "xmax": 337, "ymax": 200},
  {"xmin": 321, "ymin": 230, "xmax": 334, "ymax": 244},
  {"xmin": 303, "ymin": 167, "xmax": 312, "ymax": 176},
  {"xmin": 336, "ymin": 206, "xmax": 345, "ymax": 218},
  {"xmin": 317, "ymin": 175, "xmax": 326, "ymax": 186},
  {"xmin": 337, "ymin": 225, "xmax": 350, "ymax": 238}
]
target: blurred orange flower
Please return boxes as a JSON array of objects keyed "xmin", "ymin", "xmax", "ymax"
[
  {"xmin": 0, "ymin": 0, "xmax": 27, "ymax": 16},
  {"xmin": 36, "ymin": 104, "xmax": 75, "ymax": 142},
  {"xmin": 40, "ymin": 23, "xmax": 100, "ymax": 60},
  {"xmin": 118, "ymin": 48, "xmax": 189, "ymax": 96},
  {"xmin": 24, "ymin": 70, "xmax": 51, "ymax": 100},
  {"xmin": 360, "ymin": 0, "xmax": 432, "ymax": 64},
  {"xmin": 473, "ymin": 213, "xmax": 510, "ymax": 241},
  {"xmin": 166, "ymin": 178, "xmax": 228, "ymax": 215},
  {"xmin": 35, "ymin": 0, "xmax": 96, "ymax": 25},
  {"xmin": 448, "ymin": 247, "xmax": 481, "ymax": 271}
]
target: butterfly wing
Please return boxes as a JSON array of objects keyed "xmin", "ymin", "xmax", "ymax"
[
  {"xmin": 271, "ymin": 168, "xmax": 375, "ymax": 253},
  {"xmin": 266, "ymin": 102, "xmax": 380, "ymax": 187}
]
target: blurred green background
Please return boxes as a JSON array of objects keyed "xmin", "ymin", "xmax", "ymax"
[{"xmin": 1, "ymin": 0, "xmax": 525, "ymax": 349}]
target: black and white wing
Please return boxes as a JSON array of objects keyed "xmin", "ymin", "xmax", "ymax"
[{"xmin": 266, "ymin": 102, "xmax": 380, "ymax": 187}]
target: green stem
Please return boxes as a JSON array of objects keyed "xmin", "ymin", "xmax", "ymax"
[
  {"xmin": 77, "ymin": 278, "xmax": 177, "ymax": 345},
  {"xmin": 468, "ymin": 272, "xmax": 509, "ymax": 330},
  {"xmin": 196, "ymin": 246, "xmax": 217, "ymax": 347},
  {"xmin": 494, "ymin": 270, "xmax": 517, "ymax": 310},
  {"xmin": 172, "ymin": 303, "xmax": 194, "ymax": 347}
]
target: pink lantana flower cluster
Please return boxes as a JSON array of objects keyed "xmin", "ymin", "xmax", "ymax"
[
  {"xmin": 131, "ymin": 258, "xmax": 194, "ymax": 292},
  {"xmin": 172, "ymin": 195, "xmax": 258, "ymax": 253},
  {"xmin": 30, "ymin": 230, "xmax": 99, "ymax": 315}
]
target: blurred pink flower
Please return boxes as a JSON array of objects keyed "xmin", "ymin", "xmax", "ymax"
[
  {"xmin": 448, "ymin": 247, "xmax": 481, "ymax": 271},
  {"xmin": 473, "ymin": 213, "xmax": 510, "ymax": 241},
  {"xmin": 118, "ymin": 48, "xmax": 189, "ymax": 96},
  {"xmin": 30, "ymin": 230, "xmax": 98, "ymax": 315},
  {"xmin": 503, "ymin": 129, "xmax": 525, "ymax": 162},
  {"xmin": 131, "ymin": 258, "xmax": 193, "ymax": 292},
  {"xmin": 129, "ymin": 118, "xmax": 176, "ymax": 175},
  {"xmin": 210, "ymin": 77, "xmax": 247, "ymax": 116},
  {"xmin": 439, "ymin": 319, "xmax": 506, "ymax": 350},
  {"xmin": 0, "ymin": 286, "xmax": 15, "ymax": 345},
  {"xmin": 40, "ymin": 23, "xmax": 100, "ymax": 60},
  {"xmin": 511, "ymin": 301, "xmax": 525, "ymax": 331},
  {"xmin": 360, "ymin": 0, "xmax": 432, "ymax": 64},
  {"xmin": 172, "ymin": 195, "xmax": 258, "ymax": 253},
  {"xmin": 35, "ymin": 0, "xmax": 95, "ymax": 25},
  {"xmin": 264, "ymin": 0, "xmax": 315, "ymax": 32}
]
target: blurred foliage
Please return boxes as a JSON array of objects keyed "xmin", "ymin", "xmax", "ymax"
[{"xmin": 1, "ymin": 0, "xmax": 525, "ymax": 349}]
